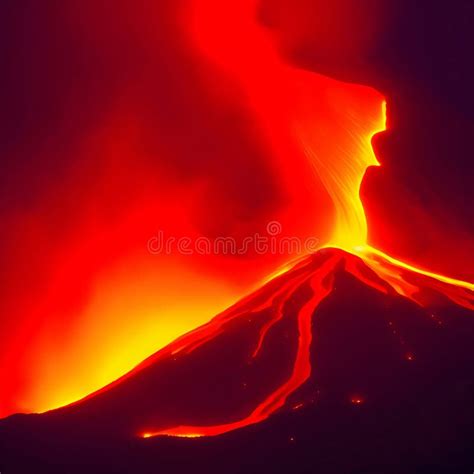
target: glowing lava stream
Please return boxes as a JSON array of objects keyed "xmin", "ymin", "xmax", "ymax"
[
  {"xmin": 143, "ymin": 254, "xmax": 338, "ymax": 439},
  {"xmin": 138, "ymin": 0, "xmax": 473, "ymax": 439}
]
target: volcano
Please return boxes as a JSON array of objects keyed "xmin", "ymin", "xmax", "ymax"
[
  {"xmin": 1, "ymin": 247, "xmax": 473, "ymax": 473},
  {"xmin": 1, "ymin": 2, "xmax": 474, "ymax": 472}
]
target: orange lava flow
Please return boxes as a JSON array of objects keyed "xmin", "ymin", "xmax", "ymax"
[
  {"xmin": 353, "ymin": 245, "xmax": 474, "ymax": 311},
  {"xmin": 143, "ymin": 254, "xmax": 338, "ymax": 439}
]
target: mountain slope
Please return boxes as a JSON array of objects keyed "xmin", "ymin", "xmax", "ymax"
[{"xmin": 1, "ymin": 247, "xmax": 473, "ymax": 474}]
